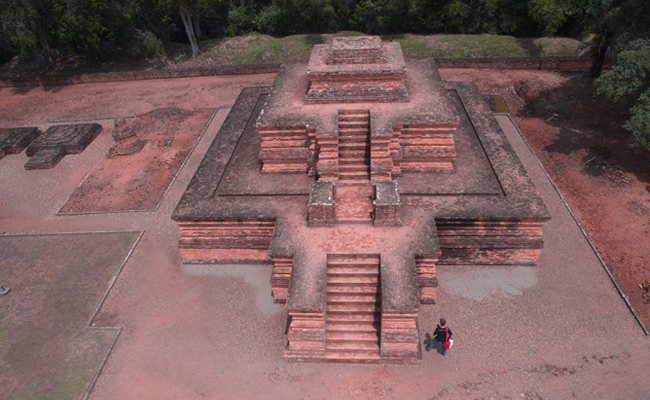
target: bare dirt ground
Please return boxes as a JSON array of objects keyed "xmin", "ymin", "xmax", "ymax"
[
  {"xmin": 439, "ymin": 68, "xmax": 650, "ymax": 327},
  {"xmin": 1, "ymin": 70, "xmax": 649, "ymax": 399},
  {"xmin": 60, "ymin": 107, "xmax": 216, "ymax": 213}
]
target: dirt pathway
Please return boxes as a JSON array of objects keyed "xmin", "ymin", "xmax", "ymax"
[{"xmin": 440, "ymin": 68, "xmax": 650, "ymax": 328}]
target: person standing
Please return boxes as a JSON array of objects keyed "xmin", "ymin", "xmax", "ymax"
[{"xmin": 425, "ymin": 318, "xmax": 452, "ymax": 356}]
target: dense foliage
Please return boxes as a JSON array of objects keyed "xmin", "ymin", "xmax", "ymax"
[
  {"xmin": 0, "ymin": 0, "xmax": 596, "ymax": 62},
  {"xmin": 593, "ymin": 0, "xmax": 650, "ymax": 150}
]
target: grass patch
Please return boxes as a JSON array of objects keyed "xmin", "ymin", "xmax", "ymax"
[
  {"xmin": 435, "ymin": 35, "xmax": 528, "ymax": 58},
  {"xmin": 201, "ymin": 33, "xmax": 328, "ymax": 65},
  {"xmin": 199, "ymin": 33, "xmax": 584, "ymax": 65},
  {"xmin": 395, "ymin": 37, "xmax": 435, "ymax": 59}
]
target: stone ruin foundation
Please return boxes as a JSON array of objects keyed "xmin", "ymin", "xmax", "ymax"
[
  {"xmin": 173, "ymin": 37, "xmax": 550, "ymax": 363},
  {"xmin": 25, "ymin": 123, "xmax": 102, "ymax": 169}
]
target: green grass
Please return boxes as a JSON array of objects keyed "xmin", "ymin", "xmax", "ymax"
[
  {"xmin": 15, "ymin": 367, "xmax": 91, "ymax": 400},
  {"xmin": 396, "ymin": 37, "xmax": 436, "ymax": 59},
  {"xmin": 198, "ymin": 33, "xmax": 583, "ymax": 66},
  {"xmin": 435, "ymin": 35, "xmax": 528, "ymax": 58},
  {"xmin": 202, "ymin": 33, "xmax": 328, "ymax": 65}
]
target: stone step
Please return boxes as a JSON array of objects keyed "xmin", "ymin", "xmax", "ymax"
[
  {"xmin": 339, "ymin": 142, "xmax": 367, "ymax": 151},
  {"xmin": 326, "ymin": 303, "xmax": 378, "ymax": 313},
  {"xmin": 326, "ymin": 313, "xmax": 379, "ymax": 323},
  {"xmin": 339, "ymin": 171, "xmax": 370, "ymax": 181},
  {"xmin": 338, "ymin": 109, "xmax": 370, "ymax": 115},
  {"xmin": 325, "ymin": 342, "xmax": 380, "ymax": 352},
  {"xmin": 326, "ymin": 265, "xmax": 379, "ymax": 273},
  {"xmin": 327, "ymin": 286, "xmax": 380, "ymax": 294},
  {"xmin": 338, "ymin": 164, "xmax": 368, "ymax": 173},
  {"xmin": 327, "ymin": 274, "xmax": 378, "ymax": 283},
  {"xmin": 338, "ymin": 122, "xmax": 369, "ymax": 130},
  {"xmin": 339, "ymin": 157, "xmax": 367, "ymax": 165},
  {"xmin": 337, "ymin": 122, "xmax": 370, "ymax": 129},
  {"xmin": 335, "ymin": 216, "xmax": 373, "ymax": 223},
  {"xmin": 321, "ymin": 351, "xmax": 382, "ymax": 362},
  {"xmin": 326, "ymin": 322, "xmax": 377, "ymax": 332},
  {"xmin": 339, "ymin": 115, "xmax": 369, "ymax": 121},
  {"xmin": 326, "ymin": 294, "xmax": 379, "ymax": 303},
  {"xmin": 327, "ymin": 270, "xmax": 378, "ymax": 279},
  {"xmin": 339, "ymin": 149, "xmax": 367, "ymax": 158},
  {"xmin": 338, "ymin": 135, "xmax": 367, "ymax": 143},
  {"xmin": 326, "ymin": 331, "xmax": 379, "ymax": 343},
  {"xmin": 336, "ymin": 179, "xmax": 373, "ymax": 185},
  {"xmin": 327, "ymin": 254, "xmax": 379, "ymax": 262}
]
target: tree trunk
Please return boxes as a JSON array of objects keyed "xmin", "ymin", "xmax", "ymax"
[
  {"xmin": 240, "ymin": 0, "xmax": 245, "ymax": 8},
  {"xmin": 193, "ymin": 15, "xmax": 201, "ymax": 40},
  {"xmin": 179, "ymin": 5, "xmax": 200, "ymax": 57},
  {"xmin": 590, "ymin": 43, "xmax": 611, "ymax": 78}
]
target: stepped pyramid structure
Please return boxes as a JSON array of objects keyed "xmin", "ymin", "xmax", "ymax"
[{"xmin": 173, "ymin": 36, "xmax": 550, "ymax": 363}]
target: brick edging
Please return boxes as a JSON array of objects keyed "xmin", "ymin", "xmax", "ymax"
[
  {"xmin": 0, "ymin": 63, "xmax": 281, "ymax": 88},
  {"xmin": 0, "ymin": 57, "xmax": 592, "ymax": 88},
  {"xmin": 435, "ymin": 56, "xmax": 592, "ymax": 70}
]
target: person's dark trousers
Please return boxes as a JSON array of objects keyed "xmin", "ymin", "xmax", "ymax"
[{"xmin": 425, "ymin": 338, "xmax": 447, "ymax": 356}]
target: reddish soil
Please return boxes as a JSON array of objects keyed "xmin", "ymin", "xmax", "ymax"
[
  {"xmin": 440, "ymin": 68, "xmax": 650, "ymax": 327},
  {"xmin": 60, "ymin": 107, "xmax": 216, "ymax": 213}
]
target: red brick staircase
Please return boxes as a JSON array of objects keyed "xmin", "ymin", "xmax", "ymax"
[
  {"xmin": 338, "ymin": 110, "xmax": 370, "ymax": 182},
  {"xmin": 324, "ymin": 254, "xmax": 381, "ymax": 362}
]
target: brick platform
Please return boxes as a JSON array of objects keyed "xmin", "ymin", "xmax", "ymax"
[
  {"xmin": 305, "ymin": 38, "xmax": 407, "ymax": 104},
  {"xmin": 25, "ymin": 123, "xmax": 102, "ymax": 169},
  {"xmin": 173, "ymin": 37, "xmax": 550, "ymax": 365},
  {"xmin": 0, "ymin": 127, "xmax": 41, "ymax": 160}
]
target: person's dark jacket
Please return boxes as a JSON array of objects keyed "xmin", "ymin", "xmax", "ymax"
[{"xmin": 434, "ymin": 325, "xmax": 452, "ymax": 342}]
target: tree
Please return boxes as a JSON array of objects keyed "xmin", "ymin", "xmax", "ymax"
[
  {"xmin": 596, "ymin": 39, "xmax": 650, "ymax": 149},
  {"xmin": 160, "ymin": 0, "xmax": 218, "ymax": 57},
  {"xmin": 592, "ymin": 0, "xmax": 650, "ymax": 150},
  {"xmin": 257, "ymin": 0, "xmax": 336, "ymax": 36}
]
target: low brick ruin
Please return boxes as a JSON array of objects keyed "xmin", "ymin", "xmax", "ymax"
[
  {"xmin": 0, "ymin": 127, "xmax": 41, "ymax": 160},
  {"xmin": 173, "ymin": 37, "xmax": 550, "ymax": 364},
  {"xmin": 24, "ymin": 123, "xmax": 102, "ymax": 169},
  {"xmin": 111, "ymin": 117, "xmax": 145, "ymax": 156}
]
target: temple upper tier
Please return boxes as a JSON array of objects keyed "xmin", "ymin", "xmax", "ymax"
[{"xmin": 256, "ymin": 36, "xmax": 461, "ymax": 179}]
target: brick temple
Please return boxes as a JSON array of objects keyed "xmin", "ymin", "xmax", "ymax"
[{"xmin": 173, "ymin": 37, "xmax": 550, "ymax": 363}]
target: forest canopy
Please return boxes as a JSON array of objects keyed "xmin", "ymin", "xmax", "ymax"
[{"xmin": 0, "ymin": 0, "xmax": 596, "ymax": 62}]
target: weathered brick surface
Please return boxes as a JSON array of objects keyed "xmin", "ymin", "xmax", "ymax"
[
  {"xmin": 415, "ymin": 256, "xmax": 439, "ymax": 304},
  {"xmin": 284, "ymin": 312, "xmax": 326, "ymax": 361},
  {"xmin": 24, "ymin": 148, "xmax": 66, "ymax": 170},
  {"xmin": 0, "ymin": 127, "xmax": 41, "ymax": 160},
  {"xmin": 373, "ymin": 181, "xmax": 401, "ymax": 226},
  {"xmin": 436, "ymin": 219, "xmax": 545, "ymax": 265},
  {"xmin": 111, "ymin": 118, "xmax": 145, "ymax": 156},
  {"xmin": 327, "ymin": 36, "xmax": 386, "ymax": 65},
  {"xmin": 0, "ymin": 64, "xmax": 280, "ymax": 88},
  {"xmin": 177, "ymin": 219, "xmax": 275, "ymax": 263},
  {"xmin": 435, "ymin": 56, "xmax": 592, "ymax": 71},
  {"xmin": 305, "ymin": 40, "xmax": 408, "ymax": 104},
  {"xmin": 24, "ymin": 123, "xmax": 101, "ymax": 169},
  {"xmin": 308, "ymin": 181, "xmax": 336, "ymax": 226},
  {"xmin": 270, "ymin": 254, "xmax": 294, "ymax": 303},
  {"xmin": 380, "ymin": 312, "xmax": 420, "ymax": 359},
  {"xmin": 258, "ymin": 125, "xmax": 315, "ymax": 174},
  {"xmin": 391, "ymin": 119, "xmax": 458, "ymax": 174}
]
